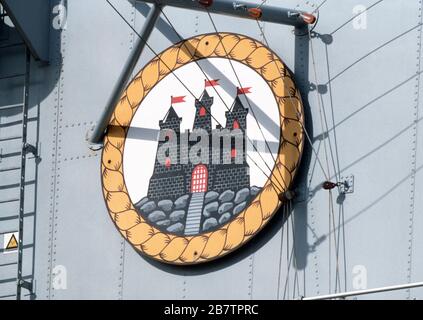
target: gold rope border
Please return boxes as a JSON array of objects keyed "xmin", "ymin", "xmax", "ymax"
[{"xmin": 101, "ymin": 32, "xmax": 304, "ymax": 265}]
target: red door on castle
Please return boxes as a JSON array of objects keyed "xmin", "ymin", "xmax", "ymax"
[{"xmin": 191, "ymin": 164, "xmax": 208, "ymax": 193}]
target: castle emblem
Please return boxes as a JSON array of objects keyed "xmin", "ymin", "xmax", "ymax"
[
  {"xmin": 135, "ymin": 85, "xmax": 261, "ymax": 235},
  {"xmin": 101, "ymin": 32, "xmax": 304, "ymax": 264}
]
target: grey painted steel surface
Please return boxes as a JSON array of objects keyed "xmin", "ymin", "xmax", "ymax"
[
  {"xmin": 0, "ymin": 0, "xmax": 423, "ymax": 300},
  {"xmin": 138, "ymin": 0, "xmax": 313, "ymax": 27},
  {"xmin": 0, "ymin": 21, "xmax": 38, "ymax": 299},
  {"xmin": 0, "ymin": 0, "xmax": 50, "ymax": 62},
  {"xmin": 89, "ymin": 2, "xmax": 161, "ymax": 144}
]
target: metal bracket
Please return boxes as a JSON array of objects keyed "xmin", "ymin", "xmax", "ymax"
[
  {"xmin": 17, "ymin": 279, "xmax": 32, "ymax": 292},
  {"xmin": 279, "ymin": 184, "xmax": 309, "ymax": 203},
  {"xmin": 339, "ymin": 175, "xmax": 354, "ymax": 194},
  {"xmin": 86, "ymin": 125, "xmax": 103, "ymax": 151},
  {"xmin": 23, "ymin": 143, "xmax": 37, "ymax": 157}
]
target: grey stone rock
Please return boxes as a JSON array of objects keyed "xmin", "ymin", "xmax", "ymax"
[
  {"xmin": 235, "ymin": 188, "xmax": 250, "ymax": 204},
  {"xmin": 135, "ymin": 197, "xmax": 149, "ymax": 208},
  {"xmin": 203, "ymin": 218, "xmax": 218, "ymax": 231},
  {"xmin": 169, "ymin": 210, "xmax": 185, "ymax": 223},
  {"xmin": 250, "ymin": 186, "xmax": 261, "ymax": 197},
  {"xmin": 156, "ymin": 219, "xmax": 171, "ymax": 227},
  {"xmin": 204, "ymin": 191, "xmax": 219, "ymax": 204},
  {"xmin": 167, "ymin": 223, "xmax": 184, "ymax": 233},
  {"xmin": 203, "ymin": 201, "xmax": 218, "ymax": 217},
  {"xmin": 219, "ymin": 213, "xmax": 231, "ymax": 224},
  {"xmin": 158, "ymin": 199, "xmax": 173, "ymax": 213},
  {"xmin": 148, "ymin": 210, "xmax": 166, "ymax": 223},
  {"xmin": 218, "ymin": 202, "xmax": 233, "ymax": 214},
  {"xmin": 175, "ymin": 194, "xmax": 190, "ymax": 209},
  {"xmin": 140, "ymin": 201, "xmax": 156, "ymax": 214},
  {"xmin": 233, "ymin": 201, "xmax": 247, "ymax": 216},
  {"xmin": 219, "ymin": 190, "xmax": 235, "ymax": 203}
]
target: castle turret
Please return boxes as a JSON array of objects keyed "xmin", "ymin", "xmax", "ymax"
[
  {"xmin": 225, "ymin": 95, "xmax": 248, "ymax": 132},
  {"xmin": 211, "ymin": 92, "xmax": 250, "ymax": 194},
  {"xmin": 159, "ymin": 106, "xmax": 181, "ymax": 131},
  {"xmin": 147, "ymin": 91, "xmax": 250, "ymax": 202},
  {"xmin": 224, "ymin": 95, "xmax": 249, "ymax": 165},
  {"xmin": 153, "ymin": 106, "xmax": 182, "ymax": 171},
  {"xmin": 147, "ymin": 105, "xmax": 186, "ymax": 200},
  {"xmin": 193, "ymin": 90, "xmax": 213, "ymax": 133}
]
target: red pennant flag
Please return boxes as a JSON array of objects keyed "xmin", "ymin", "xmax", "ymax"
[
  {"xmin": 171, "ymin": 96, "xmax": 186, "ymax": 104},
  {"xmin": 237, "ymin": 87, "xmax": 252, "ymax": 95},
  {"xmin": 205, "ymin": 79, "xmax": 220, "ymax": 87}
]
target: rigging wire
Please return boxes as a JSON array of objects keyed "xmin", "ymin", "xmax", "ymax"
[
  {"xmin": 323, "ymin": 39, "xmax": 347, "ymax": 292},
  {"xmin": 109, "ymin": 2, "xmax": 345, "ymax": 295},
  {"xmin": 308, "ymin": 28, "xmax": 344, "ymax": 293},
  {"xmin": 330, "ymin": 191, "xmax": 342, "ymax": 293},
  {"xmin": 155, "ymin": 4, "xmax": 287, "ymax": 193},
  {"xmin": 204, "ymin": 9, "xmax": 290, "ymax": 192},
  {"xmin": 253, "ymin": 17, "xmax": 326, "ymax": 300},
  {"xmin": 281, "ymin": 200, "xmax": 301, "ymax": 300},
  {"xmin": 154, "ymin": 6, "xmax": 292, "ymax": 296},
  {"xmin": 276, "ymin": 202, "xmax": 286, "ymax": 300},
  {"xmin": 308, "ymin": 37, "xmax": 333, "ymax": 181},
  {"xmin": 283, "ymin": 203, "xmax": 291, "ymax": 300},
  {"xmin": 257, "ymin": 0, "xmax": 268, "ymax": 9},
  {"xmin": 254, "ymin": 8, "xmax": 343, "ymax": 296},
  {"xmin": 290, "ymin": 199, "xmax": 301, "ymax": 299},
  {"xmin": 255, "ymin": 20, "xmax": 330, "ymax": 181},
  {"xmin": 106, "ymin": 0, "xmax": 285, "ymax": 194},
  {"xmin": 283, "ymin": 199, "xmax": 300, "ymax": 299},
  {"xmin": 313, "ymin": 0, "xmax": 329, "ymax": 14},
  {"xmin": 308, "ymin": 35, "xmax": 339, "ymax": 183},
  {"xmin": 106, "ymin": 0, "xmax": 198, "ymax": 101},
  {"xmin": 330, "ymin": 0, "xmax": 384, "ymax": 36}
]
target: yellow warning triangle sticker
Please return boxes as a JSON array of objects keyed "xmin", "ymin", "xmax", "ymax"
[{"xmin": 6, "ymin": 234, "xmax": 18, "ymax": 250}]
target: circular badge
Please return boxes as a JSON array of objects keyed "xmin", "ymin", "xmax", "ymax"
[{"xmin": 101, "ymin": 32, "xmax": 304, "ymax": 265}]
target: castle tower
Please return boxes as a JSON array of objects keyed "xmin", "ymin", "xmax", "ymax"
[
  {"xmin": 193, "ymin": 90, "xmax": 213, "ymax": 133},
  {"xmin": 147, "ymin": 105, "xmax": 186, "ymax": 200},
  {"xmin": 226, "ymin": 95, "xmax": 248, "ymax": 131},
  {"xmin": 157, "ymin": 106, "xmax": 181, "ymax": 168},
  {"xmin": 185, "ymin": 89, "xmax": 214, "ymax": 195},
  {"xmin": 210, "ymin": 90, "xmax": 250, "ymax": 194},
  {"xmin": 225, "ymin": 95, "xmax": 249, "ymax": 164}
]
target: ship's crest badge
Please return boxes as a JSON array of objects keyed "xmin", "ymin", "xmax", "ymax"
[{"xmin": 101, "ymin": 33, "xmax": 304, "ymax": 264}]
